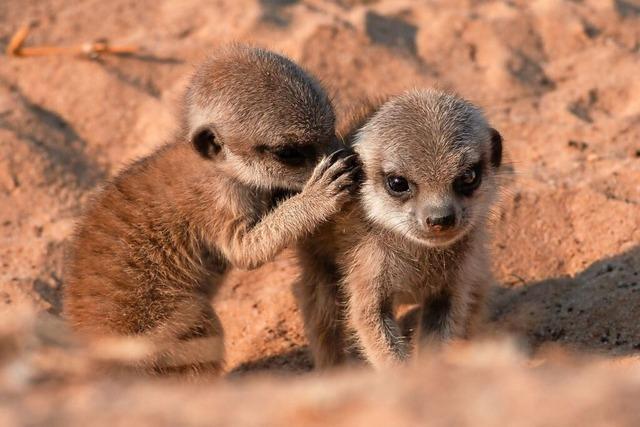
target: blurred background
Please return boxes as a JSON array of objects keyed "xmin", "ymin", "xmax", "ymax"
[{"xmin": 1, "ymin": 0, "xmax": 640, "ymax": 425}]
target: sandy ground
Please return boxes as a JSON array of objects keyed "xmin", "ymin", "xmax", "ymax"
[{"xmin": 1, "ymin": 0, "xmax": 640, "ymax": 425}]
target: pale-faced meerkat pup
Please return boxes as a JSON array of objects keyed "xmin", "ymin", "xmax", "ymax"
[
  {"xmin": 295, "ymin": 89, "xmax": 503, "ymax": 369},
  {"xmin": 63, "ymin": 45, "xmax": 361, "ymax": 375}
]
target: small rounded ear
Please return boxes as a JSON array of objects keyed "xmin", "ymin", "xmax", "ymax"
[
  {"xmin": 489, "ymin": 128, "xmax": 502, "ymax": 168},
  {"xmin": 191, "ymin": 126, "xmax": 221, "ymax": 159}
]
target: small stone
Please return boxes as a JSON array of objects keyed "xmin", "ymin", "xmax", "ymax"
[{"xmin": 567, "ymin": 140, "xmax": 589, "ymax": 151}]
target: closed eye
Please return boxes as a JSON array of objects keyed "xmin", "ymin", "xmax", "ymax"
[
  {"xmin": 273, "ymin": 146, "xmax": 307, "ymax": 166},
  {"xmin": 256, "ymin": 142, "xmax": 318, "ymax": 167}
]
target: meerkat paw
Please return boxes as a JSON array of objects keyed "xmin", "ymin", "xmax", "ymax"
[{"xmin": 304, "ymin": 149, "xmax": 363, "ymax": 213}]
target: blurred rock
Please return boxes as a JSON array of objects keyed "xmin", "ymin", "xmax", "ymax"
[{"xmin": 1, "ymin": 0, "xmax": 639, "ymax": 425}]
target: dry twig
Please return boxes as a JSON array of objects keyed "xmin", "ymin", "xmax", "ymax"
[{"xmin": 6, "ymin": 24, "xmax": 138, "ymax": 58}]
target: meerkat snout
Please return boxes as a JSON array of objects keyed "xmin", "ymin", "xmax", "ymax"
[
  {"xmin": 423, "ymin": 203, "xmax": 456, "ymax": 231},
  {"xmin": 413, "ymin": 196, "xmax": 462, "ymax": 245}
]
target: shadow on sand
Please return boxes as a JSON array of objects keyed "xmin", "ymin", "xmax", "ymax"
[
  {"xmin": 228, "ymin": 347, "xmax": 312, "ymax": 377},
  {"xmin": 232, "ymin": 245, "xmax": 640, "ymax": 374},
  {"xmin": 489, "ymin": 245, "xmax": 640, "ymax": 355}
]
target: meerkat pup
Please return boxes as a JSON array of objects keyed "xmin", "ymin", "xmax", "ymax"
[
  {"xmin": 295, "ymin": 89, "xmax": 504, "ymax": 369},
  {"xmin": 63, "ymin": 45, "xmax": 361, "ymax": 375}
]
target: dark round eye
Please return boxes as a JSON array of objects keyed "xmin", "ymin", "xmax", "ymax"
[
  {"xmin": 273, "ymin": 146, "xmax": 306, "ymax": 166},
  {"xmin": 454, "ymin": 163, "xmax": 482, "ymax": 196},
  {"xmin": 461, "ymin": 169, "xmax": 477, "ymax": 184},
  {"xmin": 386, "ymin": 175, "xmax": 410, "ymax": 195}
]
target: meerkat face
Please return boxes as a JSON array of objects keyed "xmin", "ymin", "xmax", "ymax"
[
  {"xmin": 185, "ymin": 45, "xmax": 338, "ymax": 192},
  {"xmin": 355, "ymin": 90, "xmax": 503, "ymax": 248},
  {"xmin": 191, "ymin": 122, "xmax": 339, "ymax": 191},
  {"xmin": 225, "ymin": 126, "xmax": 339, "ymax": 191}
]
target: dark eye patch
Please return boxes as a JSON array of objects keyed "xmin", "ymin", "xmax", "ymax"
[
  {"xmin": 273, "ymin": 146, "xmax": 307, "ymax": 166},
  {"xmin": 453, "ymin": 161, "xmax": 483, "ymax": 196},
  {"xmin": 258, "ymin": 143, "xmax": 318, "ymax": 167}
]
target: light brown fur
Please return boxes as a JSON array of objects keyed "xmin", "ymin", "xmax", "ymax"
[
  {"xmin": 295, "ymin": 89, "xmax": 504, "ymax": 369},
  {"xmin": 63, "ymin": 45, "xmax": 360, "ymax": 376}
]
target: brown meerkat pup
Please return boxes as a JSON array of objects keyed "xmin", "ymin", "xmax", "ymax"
[
  {"xmin": 294, "ymin": 89, "xmax": 504, "ymax": 369},
  {"xmin": 63, "ymin": 45, "xmax": 361, "ymax": 375}
]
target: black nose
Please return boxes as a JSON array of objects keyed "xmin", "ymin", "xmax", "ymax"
[{"xmin": 426, "ymin": 212, "xmax": 456, "ymax": 230}]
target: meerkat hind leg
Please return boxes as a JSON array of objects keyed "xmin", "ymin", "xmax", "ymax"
[
  {"xmin": 416, "ymin": 289, "xmax": 469, "ymax": 356},
  {"xmin": 461, "ymin": 283, "xmax": 489, "ymax": 339},
  {"xmin": 145, "ymin": 296, "xmax": 225, "ymax": 377},
  {"xmin": 295, "ymin": 253, "xmax": 348, "ymax": 370}
]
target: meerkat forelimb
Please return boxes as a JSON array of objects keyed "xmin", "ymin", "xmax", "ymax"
[{"xmin": 293, "ymin": 98, "xmax": 385, "ymax": 369}]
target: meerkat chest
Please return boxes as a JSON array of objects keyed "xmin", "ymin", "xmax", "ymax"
[
  {"xmin": 238, "ymin": 187, "xmax": 273, "ymax": 214},
  {"xmin": 384, "ymin": 242, "xmax": 460, "ymax": 304},
  {"xmin": 226, "ymin": 186, "xmax": 275, "ymax": 230}
]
